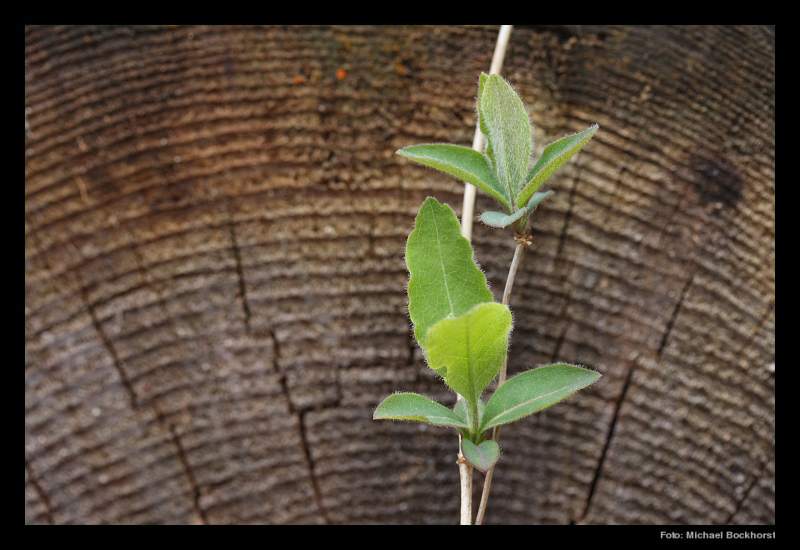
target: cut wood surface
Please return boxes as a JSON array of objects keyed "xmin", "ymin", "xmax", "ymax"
[{"xmin": 24, "ymin": 25, "xmax": 775, "ymax": 524}]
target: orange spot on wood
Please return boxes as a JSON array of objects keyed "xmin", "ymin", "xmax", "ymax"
[
  {"xmin": 292, "ymin": 74, "xmax": 306, "ymax": 85},
  {"xmin": 336, "ymin": 67, "xmax": 347, "ymax": 81},
  {"xmin": 394, "ymin": 61, "xmax": 409, "ymax": 77}
]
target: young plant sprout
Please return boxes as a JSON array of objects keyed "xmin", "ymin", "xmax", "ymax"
[{"xmin": 373, "ymin": 73, "xmax": 601, "ymax": 524}]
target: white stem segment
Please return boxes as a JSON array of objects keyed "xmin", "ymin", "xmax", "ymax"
[
  {"xmin": 456, "ymin": 24, "xmax": 513, "ymax": 527},
  {"xmin": 459, "ymin": 458, "xmax": 473, "ymax": 525},
  {"xmin": 460, "ymin": 24, "xmax": 513, "ymax": 240}
]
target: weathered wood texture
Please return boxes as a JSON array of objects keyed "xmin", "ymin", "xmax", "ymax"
[{"xmin": 25, "ymin": 25, "xmax": 775, "ymax": 525}]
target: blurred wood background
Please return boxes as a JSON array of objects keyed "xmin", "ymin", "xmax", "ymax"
[{"xmin": 25, "ymin": 25, "xmax": 774, "ymax": 524}]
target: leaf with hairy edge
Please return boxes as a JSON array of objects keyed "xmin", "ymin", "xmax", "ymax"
[
  {"xmin": 461, "ymin": 439, "xmax": 500, "ymax": 472},
  {"xmin": 373, "ymin": 392, "xmax": 470, "ymax": 429},
  {"xmin": 426, "ymin": 302, "xmax": 513, "ymax": 407},
  {"xmin": 479, "ymin": 208, "xmax": 528, "ymax": 229},
  {"xmin": 516, "ymin": 124, "xmax": 599, "ymax": 208},
  {"xmin": 481, "ymin": 363, "xmax": 601, "ymax": 431},
  {"xmin": 525, "ymin": 189, "xmax": 555, "ymax": 211},
  {"xmin": 397, "ymin": 144, "xmax": 511, "ymax": 210},
  {"xmin": 453, "ymin": 397, "xmax": 486, "ymax": 428},
  {"xmin": 479, "ymin": 190, "xmax": 555, "ymax": 228},
  {"xmin": 406, "ymin": 197, "xmax": 493, "ymax": 347},
  {"xmin": 478, "ymin": 73, "xmax": 532, "ymax": 201}
]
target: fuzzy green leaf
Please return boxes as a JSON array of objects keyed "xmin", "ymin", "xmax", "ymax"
[
  {"xmin": 453, "ymin": 397, "xmax": 486, "ymax": 428},
  {"xmin": 479, "ymin": 190, "xmax": 555, "ymax": 229},
  {"xmin": 373, "ymin": 392, "xmax": 470, "ymax": 429},
  {"xmin": 462, "ymin": 439, "xmax": 500, "ymax": 472},
  {"xmin": 406, "ymin": 197, "xmax": 493, "ymax": 347},
  {"xmin": 396, "ymin": 144, "xmax": 511, "ymax": 210},
  {"xmin": 481, "ymin": 363, "xmax": 601, "ymax": 431},
  {"xmin": 479, "ymin": 208, "xmax": 528, "ymax": 229},
  {"xmin": 517, "ymin": 124, "xmax": 599, "ymax": 208},
  {"xmin": 525, "ymin": 190, "xmax": 555, "ymax": 211},
  {"xmin": 426, "ymin": 302, "xmax": 513, "ymax": 407},
  {"xmin": 478, "ymin": 74, "xmax": 532, "ymax": 201}
]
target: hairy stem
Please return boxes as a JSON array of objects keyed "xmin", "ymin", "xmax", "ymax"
[
  {"xmin": 456, "ymin": 23, "xmax": 513, "ymax": 526},
  {"xmin": 475, "ymin": 241, "xmax": 526, "ymax": 524},
  {"xmin": 459, "ymin": 437, "xmax": 474, "ymax": 525}
]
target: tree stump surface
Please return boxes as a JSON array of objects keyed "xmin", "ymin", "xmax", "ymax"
[{"xmin": 25, "ymin": 25, "xmax": 775, "ymax": 524}]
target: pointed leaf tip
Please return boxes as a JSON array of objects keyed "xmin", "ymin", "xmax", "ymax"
[
  {"xmin": 373, "ymin": 392, "xmax": 470, "ymax": 429},
  {"xmin": 481, "ymin": 363, "xmax": 601, "ymax": 431},
  {"xmin": 517, "ymin": 124, "xmax": 599, "ymax": 207},
  {"xmin": 478, "ymin": 74, "xmax": 533, "ymax": 201},
  {"xmin": 396, "ymin": 144, "xmax": 510, "ymax": 210}
]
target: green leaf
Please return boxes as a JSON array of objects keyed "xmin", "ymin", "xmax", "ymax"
[
  {"xmin": 478, "ymin": 74, "xmax": 532, "ymax": 201},
  {"xmin": 453, "ymin": 397, "xmax": 486, "ymax": 428},
  {"xmin": 525, "ymin": 190, "xmax": 555, "ymax": 211},
  {"xmin": 516, "ymin": 124, "xmax": 599, "ymax": 208},
  {"xmin": 479, "ymin": 208, "xmax": 528, "ymax": 229},
  {"xmin": 426, "ymin": 302, "xmax": 513, "ymax": 407},
  {"xmin": 373, "ymin": 392, "xmax": 470, "ymax": 429},
  {"xmin": 461, "ymin": 439, "xmax": 500, "ymax": 472},
  {"xmin": 406, "ymin": 197, "xmax": 493, "ymax": 347},
  {"xmin": 477, "ymin": 73, "xmax": 494, "ymax": 167},
  {"xmin": 479, "ymin": 190, "xmax": 554, "ymax": 229},
  {"xmin": 481, "ymin": 363, "xmax": 601, "ymax": 431},
  {"xmin": 396, "ymin": 144, "xmax": 511, "ymax": 210}
]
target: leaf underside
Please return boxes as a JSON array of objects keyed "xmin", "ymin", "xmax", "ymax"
[
  {"xmin": 481, "ymin": 363, "xmax": 602, "ymax": 431},
  {"xmin": 405, "ymin": 197, "xmax": 493, "ymax": 348},
  {"xmin": 461, "ymin": 439, "xmax": 500, "ymax": 472},
  {"xmin": 479, "ymin": 208, "xmax": 528, "ymax": 229},
  {"xmin": 479, "ymin": 190, "xmax": 555, "ymax": 229}
]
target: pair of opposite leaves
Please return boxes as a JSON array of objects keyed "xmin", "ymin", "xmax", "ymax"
[
  {"xmin": 397, "ymin": 73, "xmax": 598, "ymax": 229},
  {"xmin": 373, "ymin": 198, "xmax": 601, "ymax": 472}
]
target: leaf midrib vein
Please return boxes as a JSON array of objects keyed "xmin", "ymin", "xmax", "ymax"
[
  {"xmin": 484, "ymin": 383, "xmax": 578, "ymax": 428},
  {"xmin": 429, "ymin": 202, "xmax": 455, "ymax": 317}
]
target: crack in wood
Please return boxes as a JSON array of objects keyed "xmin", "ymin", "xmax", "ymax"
[
  {"xmin": 168, "ymin": 424, "xmax": 209, "ymax": 525},
  {"xmin": 408, "ymin": 329, "xmax": 421, "ymax": 384},
  {"xmin": 722, "ymin": 456, "xmax": 769, "ymax": 525},
  {"xmin": 575, "ymin": 271, "xmax": 696, "ymax": 523},
  {"xmin": 723, "ymin": 476, "xmax": 760, "ymax": 524},
  {"xmin": 26, "ymin": 460, "xmax": 55, "ymax": 524},
  {"xmin": 67, "ymin": 243, "xmax": 210, "ymax": 524},
  {"xmin": 125, "ymin": 228, "xmax": 183, "ymax": 344},
  {"xmin": 297, "ymin": 411, "xmax": 331, "ymax": 524},
  {"xmin": 574, "ymin": 356, "xmax": 638, "ymax": 524},
  {"xmin": 548, "ymin": 164, "xmax": 587, "ymax": 364},
  {"xmin": 268, "ymin": 328, "xmax": 331, "ymax": 524},
  {"xmin": 76, "ymin": 273, "xmax": 139, "ymax": 409},
  {"xmin": 367, "ymin": 214, "xmax": 376, "ymax": 257},
  {"xmin": 657, "ymin": 273, "xmax": 695, "ymax": 359},
  {"xmin": 554, "ymin": 169, "xmax": 580, "ymax": 265},
  {"xmin": 549, "ymin": 305, "xmax": 572, "ymax": 362},
  {"xmin": 227, "ymin": 206, "xmax": 252, "ymax": 334}
]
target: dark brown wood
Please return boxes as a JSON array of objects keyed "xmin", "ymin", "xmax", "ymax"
[{"xmin": 25, "ymin": 25, "xmax": 774, "ymax": 524}]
